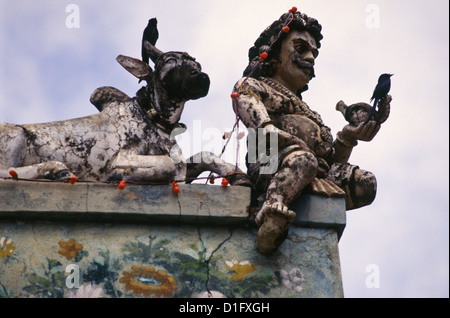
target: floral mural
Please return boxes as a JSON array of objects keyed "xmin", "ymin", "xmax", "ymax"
[
  {"xmin": 0, "ymin": 225, "xmax": 336, "ymax": 298},
  {"xmin": 225, "ymin": 259, "xmax": 257, "ymax": 281},
  {"xmin": 66, "ymin": 283, "xmax": 103, "ymax": 298},
  {"xmin": 0, "ymin": 230, "xmax": 305, "ymax": 298},
  {"xmin": 0, "ymin": 237, "xmax": 16, "ymax": 258},
  {"xmin": 119, "ymin": 265, "xmax": 178, "ymax": 297},
  {"xmin": 22, "ymin": 258, "xmax": 66, "ymax": 298},
  {"xmin": 57, "ymin": 238, "xmax": 84, "ymax": 261}
]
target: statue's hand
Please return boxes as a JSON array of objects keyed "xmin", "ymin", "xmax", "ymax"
[
  {"xmin": 336, "ymin": 95, "xmax": 391, "ymax": 127},
  {"xmin": 341, "ymin": 120, "xmax": 380, "ymax": 144}
]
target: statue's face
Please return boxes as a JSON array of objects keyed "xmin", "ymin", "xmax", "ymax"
[{"xmin": 271, "ymin": 30, "xmax": 318, "ymax": 93}]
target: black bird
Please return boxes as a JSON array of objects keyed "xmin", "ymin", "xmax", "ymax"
[
  {"xmin": 365, "ymin": 73, "xmax": 393, "ymax": 124},
  {"xmin": 141, "ymin": 18, "xmax": 159, "ymax": 65}
]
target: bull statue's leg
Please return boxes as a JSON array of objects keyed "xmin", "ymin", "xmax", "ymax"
[
  {"xmin": 1, "ymin": 123, "xmax": 75, "ymax": 181},
  {"xmin": 1, "ymin": 161, "xmax": 74, "ymax": 180},
  {"xmin": 108, "ymin": 150, "xmax": 177, "ymax": 182},
  {"xmin": 186, "ymin": 151, "xmax": 250, "ymax": 186}
]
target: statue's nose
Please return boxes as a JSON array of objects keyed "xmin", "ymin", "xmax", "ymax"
[{"xmin": 302, "ymin": 50, "xmax": 315, "ymax": 65}]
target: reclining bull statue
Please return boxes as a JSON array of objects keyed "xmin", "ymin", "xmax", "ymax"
[{"xmin": 0, "ymin": 20, "xmax": 248, "ymax": 186}]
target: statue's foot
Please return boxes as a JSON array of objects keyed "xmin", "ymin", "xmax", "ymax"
[
  {"xmin": 255, "ymin": 202, "xmax": 296, "ymax": 226},
  {"xmin": 256, "ymin": 213, "xmax": 289, "ymax": 255},
  {"xmin": 255, "ymin": 202, "xmax": 295, "ymax": 255}
]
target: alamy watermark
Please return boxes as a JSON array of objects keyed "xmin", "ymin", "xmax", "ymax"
[
  {"xmin": 365, "ymin": 264, "xmax": 380, "ymax": 289},
  {"xmin": 365, "ymin": 4, "xmax": 380, "ymax": 29},
  {"xmin": 169, "ymin": 120, "xmax": 279, "ymax": 175},
  {"xmin": 65, "ymin": 264, "xmax": 80, "ymax": 289},
  {"xmin": 247, "ymin": 127, "xmax": 279, "ymax": 175},
  {"xmin": 65, "ymin": 4, "xmax": 80, "ymax": 29}
]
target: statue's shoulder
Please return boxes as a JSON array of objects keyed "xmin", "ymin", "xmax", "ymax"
[{"xmin": 234, "ymin": 76, "xmax": 269, "ymax": 95}]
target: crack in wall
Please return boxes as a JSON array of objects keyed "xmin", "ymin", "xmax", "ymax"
[
  {"xmin": 176, "ymin": 196, "xmax": 182, "ymax": 220},
  {"xmin": 197, "ymin": 227, "xmax": 233, "ymax": 296}
]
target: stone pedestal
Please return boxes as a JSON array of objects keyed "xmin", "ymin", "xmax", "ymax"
[{"xmin": 0, "ymin": 179, "xmax": 345, "ymax": 298}]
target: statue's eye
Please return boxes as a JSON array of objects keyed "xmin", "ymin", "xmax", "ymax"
[
  {"xmin": 294, "ymin": 41, "xmax": 318, "ymax": 58},
  {"xmin": 295, "ymin": 43, "xmax": 307, "ymax": 53}
]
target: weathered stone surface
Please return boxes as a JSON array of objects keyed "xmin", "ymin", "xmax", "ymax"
[
  {"xmin": 291, "ymin": 195, "xmax": 346, "ymax": 239},
  {"xmin": 0, "ymin": 180, "xmax": 250, "ymax": 224},
  {"xmin": 0, "ymin": 180, "xmax": 345, "ymax": 298},
  {"xmin": 234, "ymin": 9, "xmax": 384, "ymax": 255}
]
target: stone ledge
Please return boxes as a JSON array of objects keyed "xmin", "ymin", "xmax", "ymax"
[
  {"xmin": 292, "ymin": 195, "xmax": 346, "ymax": 239},
  {"xmin": 0, "ymin": 180, "xmax": 251, "ymax": 225},
  {"xmin": 0, "ymin": 180, "xmax": 346, "ymax": 236}
]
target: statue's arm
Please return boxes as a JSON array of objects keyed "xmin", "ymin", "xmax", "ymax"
[
  {"xmin": 232, "ymin": 78, "xmax": 272, "ymax": 130},
  {"xmin": 233, "ymin": 78, "xmax": 310, "ymax": 151}
]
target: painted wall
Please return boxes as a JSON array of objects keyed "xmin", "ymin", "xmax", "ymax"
[{"xmin": 0, "ymin": 180, "xmax": 345, "ymax": 298}]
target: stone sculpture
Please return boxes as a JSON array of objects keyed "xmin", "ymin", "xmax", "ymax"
[
  {"xmin": 231, "ymin": 8, "xmax": 391, "ymax": 254},
  {"xmin": 0, "ymin": 21, "xmax": 247, "ymax": 186}
]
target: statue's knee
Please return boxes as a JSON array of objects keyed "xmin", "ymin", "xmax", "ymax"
[{"xmin": 282, "ymin": 150, "xmax": 318, "ymax": 179}]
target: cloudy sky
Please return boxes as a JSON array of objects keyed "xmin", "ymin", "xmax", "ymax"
[{"xmin": 0, "ymin": 0, "xmax": 448, "ymax": 298}]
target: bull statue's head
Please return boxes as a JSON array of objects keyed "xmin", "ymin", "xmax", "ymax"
[
  {"xmin": 143, "ymin": 41, "xmax": 210, "ymax": 101},
  {"xmin": 116, "ymin": 39, "xmax": 210, "ymax": 126}
]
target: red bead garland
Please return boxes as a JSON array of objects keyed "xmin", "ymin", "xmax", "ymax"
[
  {"xmin": 221, "ymin": 178, "xmax": 229, "ymax": 187},
  {"xmin": 69, "ymin": 176, "xmax": 78, "ymax": 185},
  {"xmin": 118, "ymin": 180, "xmax": 126, "ymax": 190},
  {"xmin": 260, "ymin": 52, "xmax": 268, "ymax": 62},
  {"xmin": 172, "ymin": 181, "xmax": 180, "ymax": 194},
  {"xmin": 9, "ymin": 170, "xmax": 18, "ymax": 180}
]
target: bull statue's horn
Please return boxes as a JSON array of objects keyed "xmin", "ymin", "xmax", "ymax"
[{"xmin": 143, "ymin": 40, "xmax": 164, "ymax": 64}]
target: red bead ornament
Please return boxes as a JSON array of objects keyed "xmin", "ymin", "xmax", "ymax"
[
  {"xmin": 118, "ymin": 180, "xmax": 126, "ymax": 190},
  {"xmin": 260, "ymin": 52, "xmax": 268, "ymax": 62},
  {"xmin": 222, "ymin": 131, "xmax": 232, "ymax": 140},
  {"xmin": 221, "ymin": 178, "xmax": 229, "ymax": 187},
  {"xmin": 289, "ymin": 7, "xmax": 297, "ymax": 13},
  {"xmin": 282, "ymin": 26, "xmax": 290, "ymax": 33},
  {"xmin": 69, "ymin": 176, "xmax": 78, "ymax": 185},
  {"xmin": 172, "ymin": 181, "xmax": 180, "ymax": 194},
  {"xmin": 209, "ymin": 176, "xmax": 215, "ymax": 184},
  {"xmin": 9, "ymin": 169, "xmax": 18, "ymax": 180},
  {"xmin": 231, "ymin": 92, "xmax": 239, "ymax": 99}
]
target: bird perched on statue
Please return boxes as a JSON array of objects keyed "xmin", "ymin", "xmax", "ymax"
[
  {"xmin": 141, "ymin": 18, "xmax": 159, "ymax": 65},
  {"xmin": 364, "ymin": 73, "xmax": 393, "ymax": 124}
]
